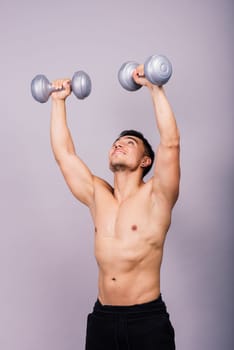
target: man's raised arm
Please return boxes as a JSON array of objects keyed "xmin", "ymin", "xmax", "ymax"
[
  {"xmin": 50, "ymin": 79, "xmax": 95, "ymax": 207},
  {"xmin": 133, "ymin": 67, "xmax": 180, "ymax": 207},
  {"xmin": 150, "ymin": 86, "xmax": 180, "ymax": 206}
]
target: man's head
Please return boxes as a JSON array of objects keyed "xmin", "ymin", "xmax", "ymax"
[{"xmin": 109, "ymin": 130, "xmax": 155, "ymax": 178}]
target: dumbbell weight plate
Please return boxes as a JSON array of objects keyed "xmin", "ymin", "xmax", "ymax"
[
  {"xmin": 144, "ymin": 55, "xmax": 172, "ymax": 86},
  {"xmin": 71, "ymin": 71, "xmax": 92, "ymax": 99},
  {"xmin": 31, "ymin": 74, "xmax": 55, "ymax": 103},
  {"xmin": 118, "ymin": 61, "xmax": 142, "ymax": 91}
]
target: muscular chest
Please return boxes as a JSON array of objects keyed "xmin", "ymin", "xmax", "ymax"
[
  {"xmin": 104, "ymin": 201, "xmax": 147, "ymax": 233},
  {"xmin": 93, "ymin": 189, "xmax": 159, "ymax": 241}
]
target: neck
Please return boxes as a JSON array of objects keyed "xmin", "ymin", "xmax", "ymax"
[{"xmin": 113, "ymin": 170, "xmax": 144, "ymax": 202}]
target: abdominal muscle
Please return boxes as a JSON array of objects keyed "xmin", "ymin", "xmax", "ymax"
[{"xmin": 95, "ymin": 233, "xmax": 164, "ymax": 306}]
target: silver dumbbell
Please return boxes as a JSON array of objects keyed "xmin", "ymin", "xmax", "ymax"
[
  {"xmin": 31, "ymin": 71, "xmax": 92, "ymax": 103},
  {"xmin": 118, "ymin": 54, "xmax": 172, "ymax": 91}
]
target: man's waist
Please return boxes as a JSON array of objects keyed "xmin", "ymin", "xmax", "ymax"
[{"xmin": 92, "ymin": 294, "xmax": 169, "ymax": 319}]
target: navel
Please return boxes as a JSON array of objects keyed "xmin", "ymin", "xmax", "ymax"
[
  {"xmin": 131, "ymin": 224, "xmax": 138, "ymax": 231},
  {"xmin": 94, "ymin": 227, "xmax": 97, "ymax": 233},
  {"xmin": 112, "ymin": 277, "xmax": 116, "ymax": 281}
]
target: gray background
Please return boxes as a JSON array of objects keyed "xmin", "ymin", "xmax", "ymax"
[{"xmin": 0, "ymin": 0, "xmax": 233, "ymax": 349}]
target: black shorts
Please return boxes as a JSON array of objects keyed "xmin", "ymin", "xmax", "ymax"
[{"xmin": 85, "ymin": 294, "xmax": 175, "ymax": 350}]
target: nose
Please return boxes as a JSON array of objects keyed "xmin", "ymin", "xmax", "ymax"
[{"xmin": 114, "ymin": 141, "xmax": 123, "ymax": 149}]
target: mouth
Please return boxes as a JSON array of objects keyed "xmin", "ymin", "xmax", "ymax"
[{"xmin": 113, "ymin": 149, "xmax": 126, "ymax": 155}]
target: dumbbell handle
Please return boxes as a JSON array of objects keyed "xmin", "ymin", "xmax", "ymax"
[
  {"xmin": 43, "ymin": 80, "xmax": 65, "ymax": 94},
  {"xmin": 38, "ymin": 78, "xmax": 76, "ymax": 95},
  {"xmin": 31, "ymin": 71, "xmax": 91, "ymax": 103}
]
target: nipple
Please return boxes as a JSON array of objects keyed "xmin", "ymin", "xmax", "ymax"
[{"xmin": 131, "ymin": 225, "xmax": 138, "ymax": 231}]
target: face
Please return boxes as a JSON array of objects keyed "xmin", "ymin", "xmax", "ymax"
[{"xmin": 109, "ymin": 136, "xmax": 147, "ymax": 173}]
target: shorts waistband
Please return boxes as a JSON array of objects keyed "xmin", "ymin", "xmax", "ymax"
[{"xmin": 93, "ymin": 294, "xmax": 168, "ymax": 318}]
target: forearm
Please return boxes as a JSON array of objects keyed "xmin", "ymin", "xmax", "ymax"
[
  {"xmin": 50, "ymin": 99, "xmax": 76, "ymax": 162},
  {"xmin": 150, "ymin": 86, "xmax": 180, "ymax": 146}
]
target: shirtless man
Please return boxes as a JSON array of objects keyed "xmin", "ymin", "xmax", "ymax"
[{"xmin": 50, "ymin": 64, "xmax": 180, "ymax": 350}]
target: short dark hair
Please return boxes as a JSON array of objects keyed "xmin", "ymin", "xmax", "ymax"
[{"xmin": 117, "ymin": 130, "xmax": 155, "ymax": 177}]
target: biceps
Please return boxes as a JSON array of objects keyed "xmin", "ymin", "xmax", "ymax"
[
  {"xmin": 153, "ymin": 144, "xmax": 180, "ymax": 203},
  {"xmin": 58, "ymin": 154, "xmax": 94, "ymax": 206}
]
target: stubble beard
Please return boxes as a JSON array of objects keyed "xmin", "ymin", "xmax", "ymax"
[
  {"xmin": 109, "ymin": 162, "xmax": 127, "ymax": 173},
  {"xmin": 109, "ymin": 160, "xmax": 139, "ymax": 174}
]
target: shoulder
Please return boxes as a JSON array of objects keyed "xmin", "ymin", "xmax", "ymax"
[
  {"xmin": 94, "ymin": 176, "xmax": 113, "ymax": 192},
  {"xmin": 90, "ymin": 177, "xmax": 114, "ymax": 215}
]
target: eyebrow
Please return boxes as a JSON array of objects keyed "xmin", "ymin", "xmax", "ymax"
[
  {"xmin": 113, "ymin": 136, "xmax": 139, "ymax": 145},
  {"xmin": 125, "ymin": 136, "xmax": 139, "ymax": 143}
]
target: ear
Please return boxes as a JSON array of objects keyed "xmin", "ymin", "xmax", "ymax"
[{"xmin": 140, "ymin": 156, "xmax": 152, "ymax": 168}]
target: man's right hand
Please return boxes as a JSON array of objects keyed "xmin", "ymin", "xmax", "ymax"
[{"xmin": 51, "ymin": 79, "xmax": 72, "ymax": 101}]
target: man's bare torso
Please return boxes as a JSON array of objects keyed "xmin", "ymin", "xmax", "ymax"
[
  {"xmin": 90, "ymin": 177, "xmax": 172, "ymax": 306},
  {"xmin": 50, "ymin": 73, "xmax": 180, "ymax": 310}
]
